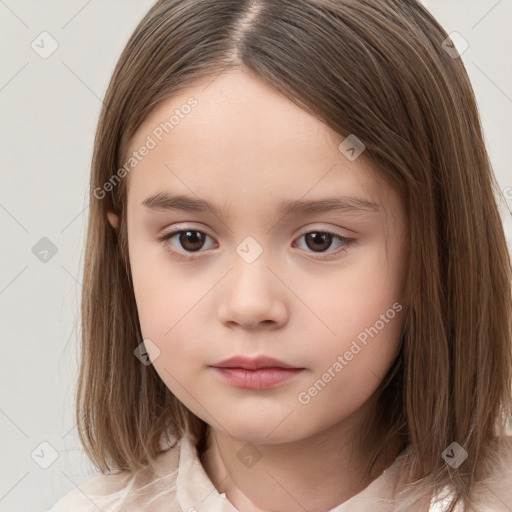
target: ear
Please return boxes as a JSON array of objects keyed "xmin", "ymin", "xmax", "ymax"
[{"xmin": 107, "ymin": 211, "xmax": 119, "ymax": 229}]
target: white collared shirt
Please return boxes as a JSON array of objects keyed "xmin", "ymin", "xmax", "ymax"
[{"xmin": 48, "ymin": 432, "xmax": 512, "ymax": 511}]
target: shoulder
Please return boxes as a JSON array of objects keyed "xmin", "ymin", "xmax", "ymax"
[
  {"xmin": 48, "ymin": 437, "xmax": 182, "ymax": 512},
  {"xmin": 47, "ymin": 472, "xmax": 134, "ymax": 511},
  {"xmin": 470, "ymin": 435, "xmax": 512, "ymax": 511}
]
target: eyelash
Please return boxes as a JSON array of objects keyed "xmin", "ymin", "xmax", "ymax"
[{"xmin": 156, "ymin": 226, "xmax": 356, "ymax": 261}]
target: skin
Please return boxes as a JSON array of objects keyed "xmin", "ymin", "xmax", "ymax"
[{"xmin": 108, "ymin": 69, "xmax": 409, "ymax": 511}]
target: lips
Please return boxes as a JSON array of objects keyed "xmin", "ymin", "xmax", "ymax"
[
  {"xmin": 212, "ymin": 355, "xmax": 300, "ymax": 370},
  {"xmin": 210, "ymin": 356, "xmax": 304, "ymax": 389}
]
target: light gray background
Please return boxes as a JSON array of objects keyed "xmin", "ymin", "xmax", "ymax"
[{"xmin": 0, "ymin": 1, "xmax": 511, "ymax": 510}]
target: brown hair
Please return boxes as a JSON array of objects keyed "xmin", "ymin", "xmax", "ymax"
[{"xmin": 77, "ymin": 0, "xmax": 512, "ymax": 510}]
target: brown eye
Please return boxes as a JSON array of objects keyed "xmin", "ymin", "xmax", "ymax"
[
  {"xmin": 158, "ymin": 228, "xmax": 215, "ymax": 259},
  {"xmin": 303, "ymin": 232, "xmax": 334, "ymax": 252},
  {"xmin": 174, "ymin": 230, "xmax": 207, "ymax": 252},
  {"xmin": 157, "ymin": 226, "xmax": 355, "ymax": 262},
  {"xmin": 295, "ymin": 229, "xmax": 354, "ymax": 257}
]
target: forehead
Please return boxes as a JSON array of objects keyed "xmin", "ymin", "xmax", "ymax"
[
  {"xmin": 127, "ymin": 69, "xmax": 339, "ymax": 161},
  {"xmin": 124, "ymin": 69, "xmax": 395, "ymax": 214}
]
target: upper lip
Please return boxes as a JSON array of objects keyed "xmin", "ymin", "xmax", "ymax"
[{"xmin": 211, "ymin": 356, "xmax": 301, "ymax": 370}]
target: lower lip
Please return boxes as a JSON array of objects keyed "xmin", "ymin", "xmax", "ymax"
[{"xmin": 213, "ymin": 367, "xmax": 304, "ymax": 389}]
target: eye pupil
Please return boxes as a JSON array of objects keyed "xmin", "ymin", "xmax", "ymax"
[
  {"xmin": 179, "ymin": 230, "xmax": 206, "ymax": 251},
  {"xmin": 305, "ymin": 232, "xmax": 333, "ymax": 252}
]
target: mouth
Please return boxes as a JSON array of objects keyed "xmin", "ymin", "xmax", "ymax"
[
  {"xmin": 210, "ymin": 356, "xmax": 305, "ymax": 389},
  {"xmin": 212, "ymin": 355, "xmax": 301, "ymax": 370}
]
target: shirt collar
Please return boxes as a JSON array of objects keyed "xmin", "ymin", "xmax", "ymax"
[
  {"xmin": 176, "ymin": 432, "xmax": 409, "ymax": 512},
  {"xmin": 177, "ymin": 432, "xmax": 238, "ymax": 512}
]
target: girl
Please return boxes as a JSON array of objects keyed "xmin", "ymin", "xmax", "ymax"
[{"xmin": 49, "ymin": 0, "xmax": 512, "ymax": 511}]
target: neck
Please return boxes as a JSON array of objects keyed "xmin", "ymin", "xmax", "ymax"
[{"xmin": 199, "ymin": 420, "xmax": 403, "ymax": 512}]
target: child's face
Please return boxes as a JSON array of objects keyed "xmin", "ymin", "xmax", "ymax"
[{"xmin": 121, "ymin": 69, "xmax": 408, "ymax": 444}]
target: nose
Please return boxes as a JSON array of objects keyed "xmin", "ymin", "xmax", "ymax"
[{"xmin": 217, "ymin": 256, "xmax": 289, "ymax": 330}]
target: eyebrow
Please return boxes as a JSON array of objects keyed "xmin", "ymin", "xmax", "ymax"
[{"xmin": 141, "ymin": 192, "xmax": 380, "ymax": 217}]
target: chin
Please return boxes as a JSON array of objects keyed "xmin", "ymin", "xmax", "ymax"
[{"xmin": 212, "ymin": 414, "xmax": 310, "ymax": 446}]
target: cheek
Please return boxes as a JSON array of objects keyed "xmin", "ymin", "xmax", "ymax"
[
  {"xmin": 289, "ymin": 243, "xmax": 404, "ymax": 403},
  {"xmin": 291, "ymin": 241, "xmax": 404, "ymax": 351},
  {"xmin": 292, "ymin": 305, "xmax": 403, "ymax": 434},
  {"xmin": 128, "ymin": 240, "xmax": 214, "ymax": 397},
  {"xmin": 128, "ymin": 231, "xmax": 199, "ymax": 337}
]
